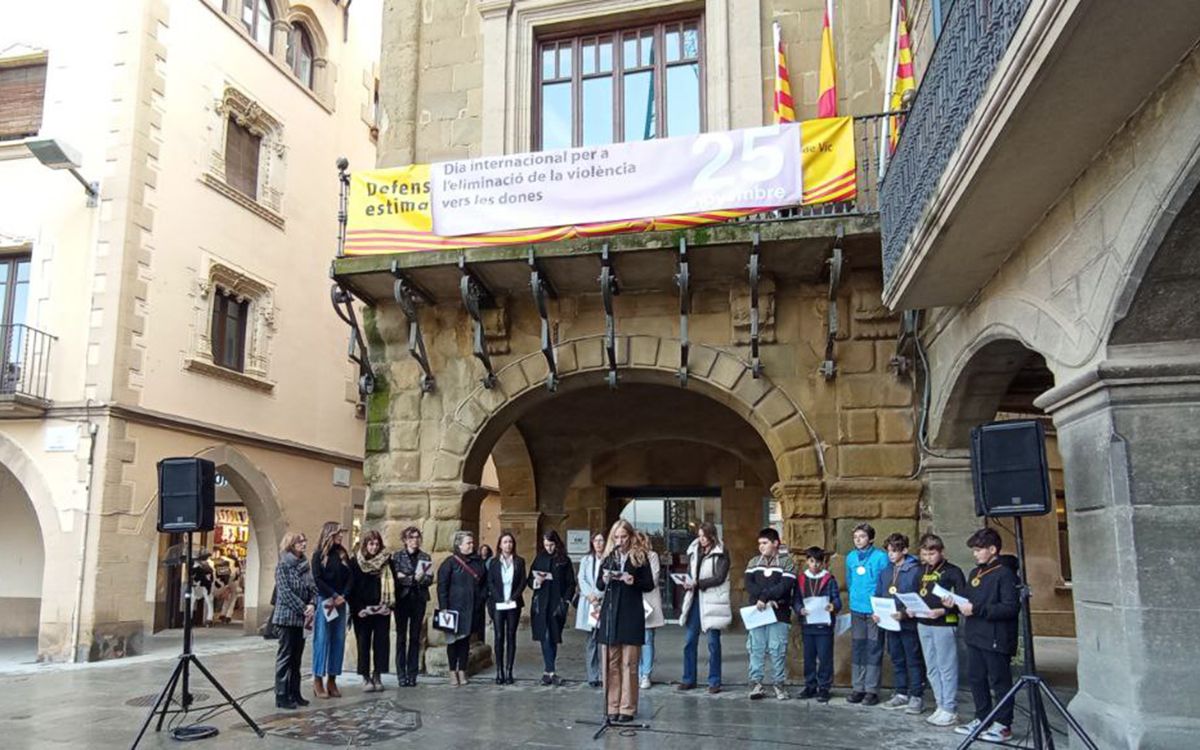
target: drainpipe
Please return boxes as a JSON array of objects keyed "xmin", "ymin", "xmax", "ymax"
[{"xmin": 69, "ymin": 402, "xmax": 99, "ymax": 663}]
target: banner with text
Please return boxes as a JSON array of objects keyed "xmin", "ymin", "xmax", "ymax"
[
  {"xmin": 431, "ymin": 124, "xmax": 802, "ymax": 237},
  {"xmin": 344, "ymin": 117, "xmax": 855, "ymax": 256}
]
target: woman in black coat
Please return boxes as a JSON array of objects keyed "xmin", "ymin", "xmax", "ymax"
[
  {"xmin": 596, "ymin": 519, "xmax": 655, "ymax": 722},
  {"xmin": 485, "ymin": 531, "xmax": 526, "ymax": 685},
  {"xmin": 528, "ymin": 530, "xmax": 577, "ymax": 685},
  {"xmin": 348, "ymin": 529, "xmax": 393, "ymax": 693},
  {"xmin": 436, "ymin": 530, "xmax": 486, "ymax": 686}
]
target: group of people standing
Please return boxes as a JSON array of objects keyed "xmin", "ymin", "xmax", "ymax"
[{"xmin": 270, "ymin": 516, "xmax": 1020, "ymax": 741}]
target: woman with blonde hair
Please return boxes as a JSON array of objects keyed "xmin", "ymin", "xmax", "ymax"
[
  {"xmin": 311, "ymin": 521, "xmax": 352, "ymax": 698},
  {"xmin": 273, "ymin": 531, "xmax": 316, "ymax": 709},
  {"xmin": 596, "ymin": 519, "xmax": 655, "ymax": 723}
]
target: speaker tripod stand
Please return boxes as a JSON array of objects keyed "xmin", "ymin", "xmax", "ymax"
[
  {"xmin": 131, "ymin": 532, "xmax": 264, "ymax": 749},
  {"xmin": 957, "ymin": 517, "xmax": 1097, "ymax": 750}
]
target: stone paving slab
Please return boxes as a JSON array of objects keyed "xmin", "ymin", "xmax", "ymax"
[{"xmin": 0, "ymin": 629, "xmax": 1077, "ymax": 749}]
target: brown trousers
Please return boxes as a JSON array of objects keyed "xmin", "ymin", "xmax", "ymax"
[{"xmin": 603, "ymin": 644, "xmax": 641, "ymax": 716}]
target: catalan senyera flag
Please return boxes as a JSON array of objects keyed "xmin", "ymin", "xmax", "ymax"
[
  {"xmin": 888, "ymin": 0, "xmax": 915, "ymax": 151},
  {"xmin": 817, "ymin": 0, "xmax": 838, "ymax": 118},
  {"xmin": 773, "ymin": 22, "xmax": 796, "ymax": 124},
  {"xmin": 801, "ymin": 116, "xmax": 856, "ymax": 204}
]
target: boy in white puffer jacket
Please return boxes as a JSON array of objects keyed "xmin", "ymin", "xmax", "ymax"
[{"xmin": 677, "ymin": 522, "xmax": 731, "ymax": 693}]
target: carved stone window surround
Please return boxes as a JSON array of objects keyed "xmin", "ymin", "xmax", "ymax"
[
  {"xmin": 188, "ymin": 256, "xmax": 277, "ymax": 393},
  {"xmin": 204, "ymin": 86, "xmax": 288, "ymax": 226}
]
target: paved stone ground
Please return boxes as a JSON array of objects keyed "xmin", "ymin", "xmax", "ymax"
[{"xmin": 0, "ymin": 628, "xmax": 1079, "ymax": 749}]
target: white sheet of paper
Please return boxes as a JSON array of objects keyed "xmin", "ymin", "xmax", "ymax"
[
  {"xmin": 494, "ymin": 600, "xmax": 517, "ymax": 611},
  {"xmin": 803, "ymin": 596, "xmax": 831, "ymax": 625},
  {"xmin": 415, "ymin": 560, "xmax": 433, "ymax": 578},
  {"xmin": 323, "ymin": 605, "xmax": 340, "ymax": 622},
  {"xmin": 895, "ymin": 591, "xmax": 936, "ymax": 618},
  {"xmin": 643, "ymin": 599, "xmax": 653, "ymax": 618},
  {"xmin": 870, "ymin": 596, "xmax": 901, "ymax": 632},
  {"xmin": 835, "ymin": 613, "xmax": 852, "ymax": 636},
  {"xmin": 670, "ymin": 573, "xmax": 694, "ymax": 586},
  {"xmin": 587, "ymin": 606, "xmax": 600, "ymax": 628},
  {"xmin": 739, "ymin": 604, "xmax": 778, "ymax": 630},
  {"xmin": 933, "ymin": 583, "xmax": 970, "ymax": 609}
]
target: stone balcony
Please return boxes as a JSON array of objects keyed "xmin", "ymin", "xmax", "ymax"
[{"xmin": 880, "ymin": 0, "xmax": 1200, "ymax": 310}]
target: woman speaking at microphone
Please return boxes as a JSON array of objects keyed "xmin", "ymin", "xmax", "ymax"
[{"xmin": 595, "ymin": 519, "xmax": 655, "ymax": 723}]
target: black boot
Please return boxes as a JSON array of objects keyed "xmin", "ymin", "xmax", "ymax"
[{"xmin": 504, "ymin": 648, "xmax": 516, "ymax": 684}]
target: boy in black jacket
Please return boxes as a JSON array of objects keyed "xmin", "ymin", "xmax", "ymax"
[
  {"xmin": 744, "ymin": 528, "xmax": 796, "ymax": 700},
  {"xmin": 946, "ymin": 527, "xmax": 1019, "ymax": 743},
  {"xmin": 792, "ymin": 546, "xmax": 841, "ymax": 703}
]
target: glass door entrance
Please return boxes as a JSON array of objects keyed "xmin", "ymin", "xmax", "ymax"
[{"xmin": 614, "ymin": 489, "xmax": 721, "ymax": 621}]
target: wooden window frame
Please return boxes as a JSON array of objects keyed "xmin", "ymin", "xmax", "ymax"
[
  {"xmin": 240, "ymin": 0, "xmax": 275, "ymax": 53},
  {"xmin": 223, "ymin": 116, "xmax": 262, "ymax": 200},
  {"xmin": 0, "ymin": 59, "xmax": 48, "ymax": 141},
  {"xmin": 210, "ymin": 288, "xmax": 249, "ymax": 373},
  {"xmin": 533, "ymin": 14, "xmax": 706, "ymax": 151},
  {"xmin": 286, "ymin": 22, "xmax": 315, "ymax": 89}
]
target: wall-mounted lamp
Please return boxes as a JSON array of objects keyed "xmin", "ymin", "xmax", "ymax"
[{"xmin": 26, "ymin": 138, "xmax": 99, "ymax": 207}]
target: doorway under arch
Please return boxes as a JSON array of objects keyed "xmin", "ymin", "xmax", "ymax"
[{"xmin": 0, "ymin": 461, "xmax": 45, "ymax": 664}]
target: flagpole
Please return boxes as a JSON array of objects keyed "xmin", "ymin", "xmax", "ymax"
[{"xmin": 878, "ymin": 0, "xmax": 900, "ymax": 182}]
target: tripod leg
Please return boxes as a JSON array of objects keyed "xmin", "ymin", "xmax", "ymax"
[
  {"xmin": 187, "ymin": 655, "xmax": 265, "ymax": 737},
  {"xmin": 955, "ymin": 676, "xmax": 1027, "ymax": 750},
  {"xmin": 131, "ymin": 657, "xmax": 185, "ymax": 749},
  {"xmin": 1027, "ymin": 677, "xmax": 1045, "ymax": 750},
  {"xmin": 1038, "ymin": 681, "xmax": 1100, "ymax": 750}
]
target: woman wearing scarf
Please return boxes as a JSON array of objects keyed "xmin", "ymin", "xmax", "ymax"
[
  {"xmin": 273, "ymin": 531, "xmax": 316, "ymax": 709},
  {"xmin": 349, "ymin": 529, "xmax": 394, "ymax": 692},
  {"xmin": 436, "ymin": 530, "xmax": 486, "ymax": 685}
]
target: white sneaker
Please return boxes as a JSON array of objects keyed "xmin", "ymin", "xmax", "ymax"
[
  {"xmin": 773, "ymin": 684, "xmax": 789, "ymax": 700},
  {"xmin": 881, "ymin": 693, "xmax": 909, "ymax": 709},
  {"xmin": 954, "ymin": 718, "xmax": 983, "ymax": 736},
  {"xmin": 928, "ymin": 709, "xmax": 959, "ymax": 727},
  {"xmin": 980, "ymin": 723, "xmax": 1013, "ymax": 743},
  {"xmin": 639, "ymin": 675, "xmax": 651, "ymax": 690}
]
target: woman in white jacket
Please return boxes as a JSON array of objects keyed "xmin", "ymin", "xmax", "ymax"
[
  {"xmin": 636, "ymin": 531, "xmax": 665, "ymax": 689},
  {"xmin": 677, "ymin": 522, "xmax": 731, "ymax": 693},
  {"xmin": 575, "ymin": 531, "xmax": 606, "ymax": 687}
]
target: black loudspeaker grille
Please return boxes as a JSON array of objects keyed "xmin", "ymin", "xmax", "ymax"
[
  {"xmin": 157, "ymin": 457, "xmax": 216, "ymax": 532},
  {"xmin": 970, "ymin": 420, "xmax": 1053, "ymax": 518}
]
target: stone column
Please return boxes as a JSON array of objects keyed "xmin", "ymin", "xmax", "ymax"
[
  {"xmin": 498, "ymin": 510, "xmax": 541, "ymax": 565},
  {"xmin": 1035, "ymin": 353, "xmax": 1200, "ymax": 750},
  {"xmin": 921, "ymin": 452, "xmax": 976, "ymax": 555},
  {"xmin": 271, "ymin": 20, "xmax": 290, "ymax": 65}
]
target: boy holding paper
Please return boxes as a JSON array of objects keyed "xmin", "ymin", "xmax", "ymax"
[
  {"xmin": 915, "ymin": 534, "xmax": 968, "ymax": 727},
  {"xmin": 873, "ymin": 533, "xmax": 926, "ymax": 715},
  {"xmin": 792, "ymin": 547, "xmax": 841, "ymax": 702},
  {"xmin": 743, "ymin": 528, "xmax": 796, "ymax": 700}
]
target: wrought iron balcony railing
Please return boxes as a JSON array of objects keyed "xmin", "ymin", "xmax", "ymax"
[
  {"xmin": 880, "ymin": 0, "xmax": 1033, "ymax": 290},
  {"xmin": 1, "ymin": 324, "xmax": 55, "ymax": 403}
]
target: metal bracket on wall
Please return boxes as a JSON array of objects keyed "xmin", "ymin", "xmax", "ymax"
[
  {"xmin": 529, "ymin": 248, "xmax": 559, "ymax": 392},
  {"xmin": 329, "ymin": 283, "xmax": 374, "ymax": 399},
  {"xmin": 820, "ymin": 226, "xmax": 845, "ymax": 381},
  {"xmin": 459, "ymin": 257, "xmax": 498, "ymax": 389},
  {"xmin": 599, "ymin": 243, "xmax": 621, "ymax": 389},
  {"xmin": 391, "ymin": 260, "xmax": 436, "ymax": 393},
  {"xmin": 674, "ymin": 238, "xmax": 690, "ymax": 386},
  {"xmin": 335, "ymin": 157, "xmax": 349, "ymax": 258},
  {"xmin": 748, "ymin": 232, "xmax": 765, "ymax": 378}
]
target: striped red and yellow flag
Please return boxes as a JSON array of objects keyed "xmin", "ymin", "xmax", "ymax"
[
  {"xmin": 888, "ymin": 0, "xmax": 916, "ymax": 151},
  {"xmin": 773, "ymin": 22, "xmax": 795, "ymax": 124},
  {"xmin": 817, "ymin": 1, "xmax": 838, "ymax": 118}
]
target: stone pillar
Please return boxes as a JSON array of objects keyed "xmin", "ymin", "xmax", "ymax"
[
  {"xmin": 498, "ymin": 510, "xmax": 541, "ymax": 565},
  {"xmin": 921, "ymin": 453, "xmax": 976, "ymax": 556},
  {"xmin": 1035, "ymin": 354, "xmax": 1200, "ymax": 749},
  {"xmin": 270, "ymin": 20, "xmax": 290, "ymax": 65}
]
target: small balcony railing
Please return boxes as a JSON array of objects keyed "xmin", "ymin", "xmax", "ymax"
[
  {"xmin": 880, "ymin": 0, "xmax": 1033, "ymax": 290},
  {"xmin": 1, "ymin": 324, "xmax": 55, "ymax": 403}
]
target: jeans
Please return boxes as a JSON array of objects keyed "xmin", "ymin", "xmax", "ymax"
[
  {"xmin": 968, "ymin": 646, "xmax": 1014, "ymax": 726},
  {"xmin": 918, "ymin": 624, "xmax": 959, "ymax": 711},
  {"xmin": 394, "ymin": 596, "xmax": 425, "ymax": 678},
  {"xmin": 639, "ymin": 627, "xmax": 656, "ymax": 679},
  {"xmin": 802, "ymin": 631, "xmax": 833, "ymax": 691},
  {"xmin": 274, "ymin": 625, "xmax": 305, "ymax": 701},
  {"xmin": 312, "ymin": 597, "xmax": 348, "ymax": 677},
  {"xmin": 886, "ymin": 628, "xmax": 925, "ymax": 698},
  {"xmin": 353, "ymin": 612, "xmax": 390, "ymax": 678},
  {"xmin": 540, "ymin": 635, "xmax": 559, "ymax": 673},
  {"xmin": 850, "ymin": 612, "xmax": 883, "ymax": 693},
  {"xmin": 682, "ymin": 598, "xmax": 722, "ymax": 687},
  {"xmin": 747, "ymin": 621, "xmax": 789, "ymax": 685},
  {"xmin": 585, "ymin": 628, "xmax": 602, "ymax": 683}
]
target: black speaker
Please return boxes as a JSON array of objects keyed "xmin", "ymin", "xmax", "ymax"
[
  {"xmin": 970, "ymin": 420, "xmax": 1052, "ymax": 517},
  {"xmin": 157, "ymin": 457, "xmax": 216, "ymax": 532}
]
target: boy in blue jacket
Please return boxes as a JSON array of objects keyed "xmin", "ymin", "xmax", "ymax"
[
  {"xmin": 793, "ymin": 546, "xmax": 842, "ymax": 702},
  {"xmin": 845, "ymin": 523, "xmax": 889, "ymax": 705},
  {"xmin": 873, "ymin": 532, "xmax": 926, "ymax": 715}
]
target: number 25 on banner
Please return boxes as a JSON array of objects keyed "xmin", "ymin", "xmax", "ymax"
[{"xmin": 691, "ymin": 125, "xmax": 794, "ymax": 192}]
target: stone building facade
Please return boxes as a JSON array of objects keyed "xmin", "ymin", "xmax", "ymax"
[
  {"xmin": 0, "ymin": 0, "xmax": 378, "ymax": 662},
  {"xmin": 886, "ymin": 1, "xmax": 1200, "ymax": 747}
]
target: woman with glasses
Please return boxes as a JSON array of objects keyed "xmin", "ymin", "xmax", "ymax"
[
  {"xmin": 272, "ymin": 532, "xmax": 316, "ymax": 709},
  {"xmin": 390, "ymin": 525, "xmax": 433, "ymax": 687}
]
